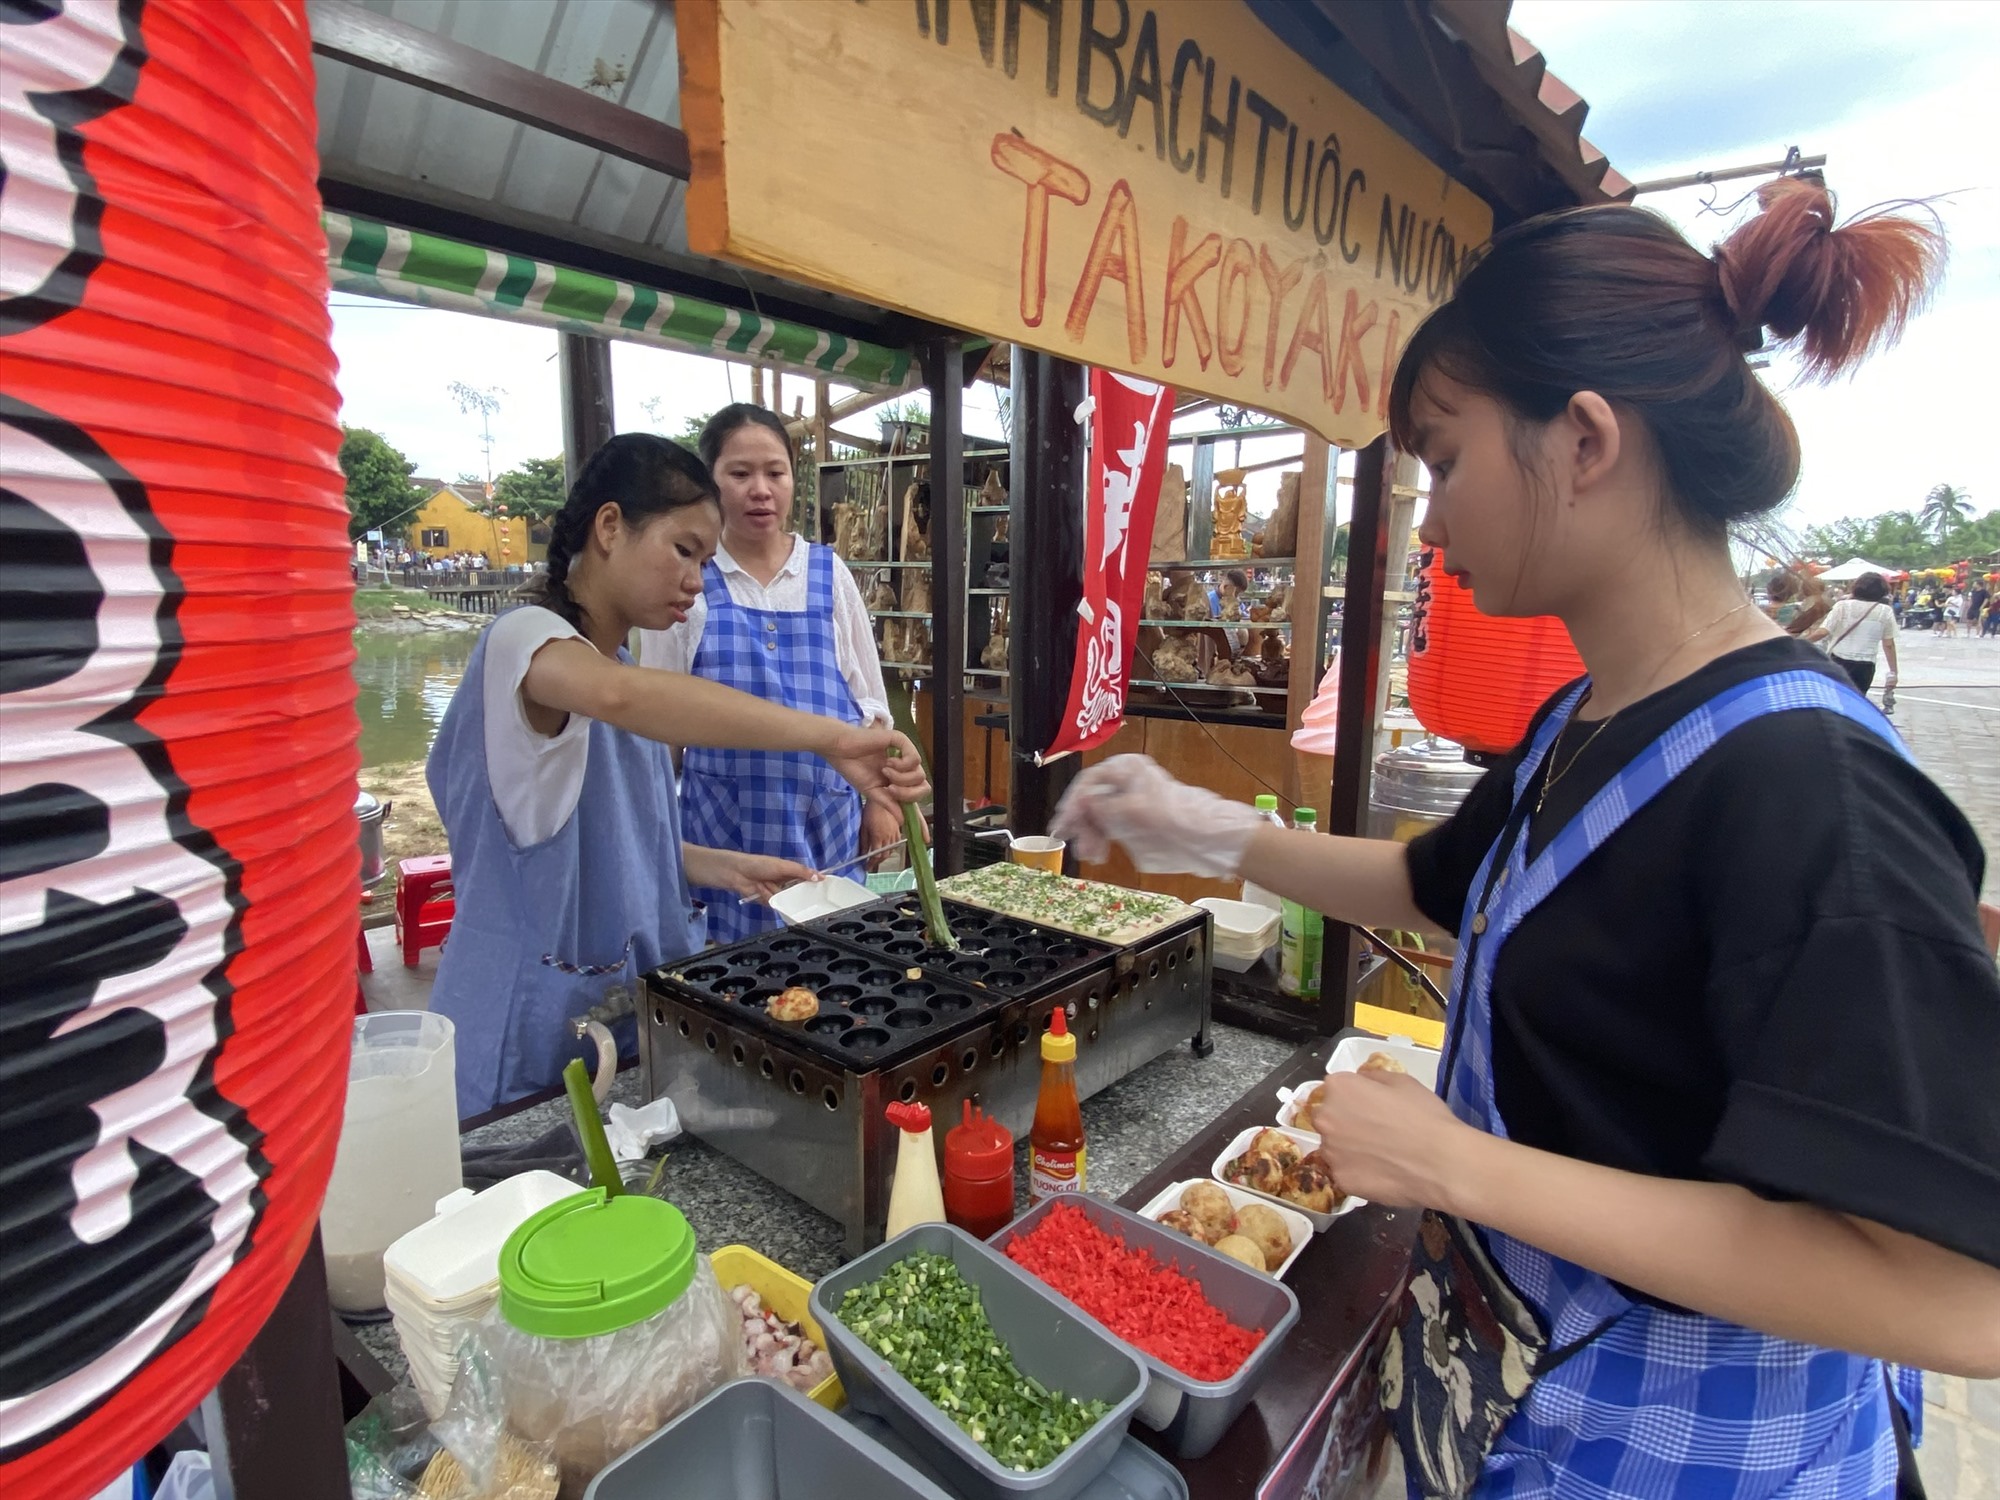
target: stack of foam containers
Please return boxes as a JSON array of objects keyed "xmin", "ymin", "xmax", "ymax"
[{"xmin": 382, "ymin": 1170, "xmax": 581, "ymax": 1415}]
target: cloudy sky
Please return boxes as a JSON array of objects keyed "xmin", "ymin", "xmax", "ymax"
[{"xmin": 328, "ymin": 0, "xmax": 1998, "ymax": 529}]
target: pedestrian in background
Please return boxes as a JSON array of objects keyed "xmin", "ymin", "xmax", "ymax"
[{"xmin": 1811, "ymin": 571, "xmax": 1900, "ymax": 696}]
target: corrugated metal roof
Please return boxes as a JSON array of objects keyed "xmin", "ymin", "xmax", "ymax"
[
  {"xmin": 312, "ymin": 0, "xmax": 909, "ymax": 339},
  {"xmin": 313, "ymin": 0, "xmax": 1630, "ymax": 339}
]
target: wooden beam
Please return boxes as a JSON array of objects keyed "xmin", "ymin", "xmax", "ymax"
[
  {"xmin": 785, "ymin": 384, "xmax": 911, "ymax": 438},
  {"xmin": 307, "ymin": 0, "xmax": 691, "ymax": 178}
]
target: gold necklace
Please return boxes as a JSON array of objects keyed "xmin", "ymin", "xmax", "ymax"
[
  {"xmin": 1535, "ymin": 596, "xmax": 1755, "ymax": 816},
  {"xmin": 1536, "ymin": 707, "xmax": 1611, "ymax": 815}
]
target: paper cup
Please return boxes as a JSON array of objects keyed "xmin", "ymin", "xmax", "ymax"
[{"xmin": 1007, "ymin": 835, "xmax": 1066, "ymax": 873}]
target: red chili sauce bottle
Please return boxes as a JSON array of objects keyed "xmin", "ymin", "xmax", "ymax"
[
  {"xmin": 943, "ymin": 1100, "xmax": 1016, "ymax": 1239},
  {"xmin": 1029, "ymin": 1008, "xmax": 1084, "ymax": 1203}
]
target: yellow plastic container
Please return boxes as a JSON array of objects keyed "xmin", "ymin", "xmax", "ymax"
[{"xmin": 709, "ymin": 1244, "xmax": 843, "ymax": 1410}]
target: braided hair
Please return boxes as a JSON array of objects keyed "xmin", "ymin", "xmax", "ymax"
[{"xmin": 524, "ymin": 434, "xmax": 719, "ymax": 629}]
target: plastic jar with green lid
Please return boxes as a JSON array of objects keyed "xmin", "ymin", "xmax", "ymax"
[{"xmin": 482, "ymin": 1188, "xmax": 745, "ymax": 1490}]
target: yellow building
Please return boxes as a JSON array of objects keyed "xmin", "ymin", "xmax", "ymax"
[{"xmin": 405, "ymin": 480, "xmax": 546, "ymax": 564}]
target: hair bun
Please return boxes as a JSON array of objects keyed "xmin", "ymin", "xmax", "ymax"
[{"xmin": 1714, "ymin": 177, "xmax": 1944, "ymax": 380}]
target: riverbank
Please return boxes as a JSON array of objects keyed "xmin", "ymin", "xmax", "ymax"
[
  {"xmin": 361, "ymin": 759, "xmax": 446, "ymax": 867},
  {"xmin": 354, "ymin": 586, "xmax": 487, "ymax": 633}
]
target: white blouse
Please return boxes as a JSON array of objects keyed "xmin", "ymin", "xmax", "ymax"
[
  {"xmin": 1820, "ymin": 599, "xmax": 1896, "ymax": 662},
  {"xmin": 636, "ymin": 535, "xmax": 893, "ymax": 727}
]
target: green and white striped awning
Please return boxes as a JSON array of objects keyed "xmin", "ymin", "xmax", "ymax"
[{"xmin": 324, "ymin": 211, "xmax": 914, "ymax": 390}]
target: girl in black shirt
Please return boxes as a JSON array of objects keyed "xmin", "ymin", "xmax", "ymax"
[{"xmin": 1054, "ymin": 181, "xmax": 2000, "ymax": 1498}]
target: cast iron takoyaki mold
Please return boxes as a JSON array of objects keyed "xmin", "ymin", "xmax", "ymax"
[
  {"xmin": 805, "ymin": 897, "xmax": 1110, "ymax": 990},
  {"xmin": 649, "ymin": 931, "xmax": 1004, "ymax": 1070}
]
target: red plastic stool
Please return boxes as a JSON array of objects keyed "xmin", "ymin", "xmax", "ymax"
[{"xmin": 395, "ymin": 855, "xmax": 455, "ymax": 968}]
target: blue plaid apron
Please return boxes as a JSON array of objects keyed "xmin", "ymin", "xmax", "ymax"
[
  {"xmin": 681, "ymin": 544, "xmax": 864, "ymax": 945},
  {"xmin": 1441, "ymin": 669, "xmax": 1923, "ymax": 1498},
  {"xmin": 426, "ymin": 621, "xmax": 698, "ymax": 1117}
]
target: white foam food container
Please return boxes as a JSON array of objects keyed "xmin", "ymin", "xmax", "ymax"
[
  {"xmin": 769, "ymin": 875, "xmax": 875, "ymax": 926},
  {"xmin": 382, "ymin": 1169, "xmax": 580, "ymax": 1304},
  {"xmin": 1210, "ymin": 1124, "xmax": 1363, "ymax": 1231},
  {"xmin": 1276, "ymin": 1035, "xmax": 1444, "ymax": 1134},
  {"xmin": 1133, "ymin": 1179, "xmax": 1313, "ymax": 1280},
  {"xmin": 1194, "ymin": 898, "xmax": 1279, "ymax": 973},
  {"xmin": 1325, "ymin": 1035, "xmax": 1441, "ymax": 1090}
]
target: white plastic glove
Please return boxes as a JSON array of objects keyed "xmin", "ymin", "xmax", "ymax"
[{"xmin": 1050, "ymin": 755, "xmax": 1262, "ymax": 878}]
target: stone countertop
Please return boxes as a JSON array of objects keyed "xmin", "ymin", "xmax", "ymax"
[{"xmin": 350, "ymin": 1019, "xmax": 1298, "ymax": 1380}]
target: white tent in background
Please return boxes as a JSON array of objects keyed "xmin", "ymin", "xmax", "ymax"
[{"xmin": 1816, "ymin": 557, "xmax": 1897, "ymax": 583}]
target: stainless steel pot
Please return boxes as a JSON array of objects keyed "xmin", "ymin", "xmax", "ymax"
[
  {"xmin": 1368, "ymin": 737, "xmax": 1484, "ymax": 844},
  {"xmin": 355, "ymin": 791, "xmax": 391, "ymax": 889}
]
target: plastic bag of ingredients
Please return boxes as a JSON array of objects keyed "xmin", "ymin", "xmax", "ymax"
[{"xmin": 441, "ymin": 1190, "xmax": 746, "ymax": 1497}]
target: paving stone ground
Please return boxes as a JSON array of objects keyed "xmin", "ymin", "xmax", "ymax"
[{"xmin": 1887, "ymin": 630, "xmax": 2000, "ymax": 1498}]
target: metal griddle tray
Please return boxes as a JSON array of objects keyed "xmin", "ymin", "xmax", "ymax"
[
  {"xmin": 650, "ymin": 931, "xmax": 1008, "ymax": 1072},
  {"xmin": 807, "ymin": 896, "xmax": 1112, "ymax": 990}
]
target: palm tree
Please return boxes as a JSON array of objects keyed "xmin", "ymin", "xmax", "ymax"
[{"xmin": 1920, "ymin": 483, "xmax": 1973, "ymax": 549}]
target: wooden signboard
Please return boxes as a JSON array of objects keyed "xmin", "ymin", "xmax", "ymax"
[{"xmin": 679, "ymin": 0, "xmax": 1493, "ymax": 447}]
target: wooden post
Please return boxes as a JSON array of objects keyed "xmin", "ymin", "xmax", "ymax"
[
  {"xmin": 558, "ymin": 332, "xmax": 615, "ymax": 488},
  {"xmin": 1008, "ymin": 349, "xmax": 1086, "ymax": 841},
  {"xmin": 772, "ymin": 368, "xmax": 783, "ymax": 420},
  {"xmin": 811, "ymin": 378, "xmax": 831, "ymax": 543},
  {"xmin": 924, "ymin": 338, "xmax": 967, "ymax": 876},
  {"xmin": 1283, "ymin": 437, "xmax": 1334, "ymax": 809},
  {"xmin": 1325, "ymin": 437, "xmax": 1396, "ymax": 1030},
  {"xmin": 750, "ymin": 362, "xmax": 766, "ymax": 408},
  {"xmin": 203, "ymin": 1231, "xmax": 348, "ymax": 1500}
]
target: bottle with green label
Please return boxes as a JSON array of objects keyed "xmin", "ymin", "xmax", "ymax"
[{"xmin": 1279, "ymin": 808, "xmax": 1324, "ymax": 998}]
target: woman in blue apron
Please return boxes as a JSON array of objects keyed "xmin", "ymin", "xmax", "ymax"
[
  {"xmin": 426, "ymin": 434, "xmax": 927, "ymax": 1118},
  {"xmin": 639, "ymin": 405, "xmax": 900, "ymax": 946},
  {"xmin": 1054, "ymin": 179, "xmax": 2000, "ymax": 1497}
]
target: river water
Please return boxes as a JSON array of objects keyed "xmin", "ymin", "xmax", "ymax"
[{"xmin": 354, "ymin": 629, "xmax": 476, "ymax": 769}]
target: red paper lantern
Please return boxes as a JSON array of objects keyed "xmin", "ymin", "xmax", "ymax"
[
  {"xmin": 1, "ymin": 4, "xmax": 354, "ymax": 1495},
  {"xmin": 1405, "ymin": 548, "xmax": 1585, "ymax": 755}
]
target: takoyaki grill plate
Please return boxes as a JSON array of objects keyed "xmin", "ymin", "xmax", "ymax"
[{"xmin": 804, "ymin": 897, "xmax": 1111, "ymax": 993}]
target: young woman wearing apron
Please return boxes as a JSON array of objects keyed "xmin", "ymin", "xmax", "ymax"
[
  {"xmin": 1053, "ymin": 180, "xmax": 2000, "ymax": 1497},
  {"xmin": 427, "ymin": 435, "xmax": 926, "ymax": 1118},
  {"xmin": 640, "ymin": 405, "xmax": 900, "ymax": 946}
]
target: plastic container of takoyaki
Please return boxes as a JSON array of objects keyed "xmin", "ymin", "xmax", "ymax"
[
  {"xmin": 1325, "ymin": 1033, "xmax": 1441, "ymax": 1089},
  {"xmin": 1132, "ymin": 1180, "xmax": 1313, "ymax": 1281},
  {"xmin": 988, "ymin": 1195, "xmax": 1300, "ymax": 1460},
  {"xmin": 1272, "ymin": 1035, "xmax": 1445, "ymax": 1134},
  {"xmin": 810, "ymin": 1223, "xmax": 1148, "ymax": 1500},
  {"xmin": 1208, "ymin": 1125, "xmax": 1365, "ymax": 1230},
  {"xmin": 585, "ymin": 1377, "xmax": 953, "ymax": 1500}
]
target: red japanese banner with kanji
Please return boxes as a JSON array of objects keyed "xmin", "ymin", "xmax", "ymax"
[{"xmin": 1039, "ymin": 372, "xmax": 1174, "ymax": 762}]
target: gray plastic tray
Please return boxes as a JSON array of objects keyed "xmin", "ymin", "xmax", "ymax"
[
  {"xmin": 811, "ymin": 1223, "xmax": 1149, "ymax": 1500},
  {"xmin": 583, "ymin": 1377, "xmax": 953, "ymax": 1500},
  {"xmin": 991, "ymin": 1195, "xmax": 1300, "ymax": 1459},
  {"xmin": 846, "ymin": 1411, "xmax": 1189, "ymax": 1500}
]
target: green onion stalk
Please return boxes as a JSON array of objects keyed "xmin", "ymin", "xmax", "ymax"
[{"xmin": 890, "ymin": 746, "xmax": 957, "ymax": 951}]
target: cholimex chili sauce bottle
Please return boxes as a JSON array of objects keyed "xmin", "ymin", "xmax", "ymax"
[{"xmin": 1029, "ymin": 1008, "xmax": 1085, "ymax": 1202}]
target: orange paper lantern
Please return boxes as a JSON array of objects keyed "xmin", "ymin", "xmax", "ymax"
[
  {"xmin": 1405, "ymin": 548, "xmax": 1584, "ymax": 755},
  {"xmin": 1, "ymin": 3, "xmax": 354, "ymax": 1495}
]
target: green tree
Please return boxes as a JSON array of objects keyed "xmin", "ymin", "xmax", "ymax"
[
  {"xmin": 1919, "ymin": 483, "xmax": 1973, "ymax": 549},
  {"xmin": 338, "ymin": 426, "xmax": 427, "ymax": 540},
  {"xmin": 492, "ymin": 455, "xmax": 567, "ymax": 520}
]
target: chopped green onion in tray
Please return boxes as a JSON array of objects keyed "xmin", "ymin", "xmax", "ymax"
[{"xmin": 838, "ymin": 1252, "xmax": 1108, "ymax": 1473}]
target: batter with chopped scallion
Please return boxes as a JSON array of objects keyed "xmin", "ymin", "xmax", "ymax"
[{"xmin": 838, "ymin": 1252, "xmax": 1109, "ymax": 1472}]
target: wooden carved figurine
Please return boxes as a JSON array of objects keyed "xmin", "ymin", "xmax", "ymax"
[
  {"xmin": 900, "ymin": 480, "xmax": 932, "ymax": 562},
  {"xmin": 1211, "ymin": 468, "xmax": 1251, "ymax": 560}
]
